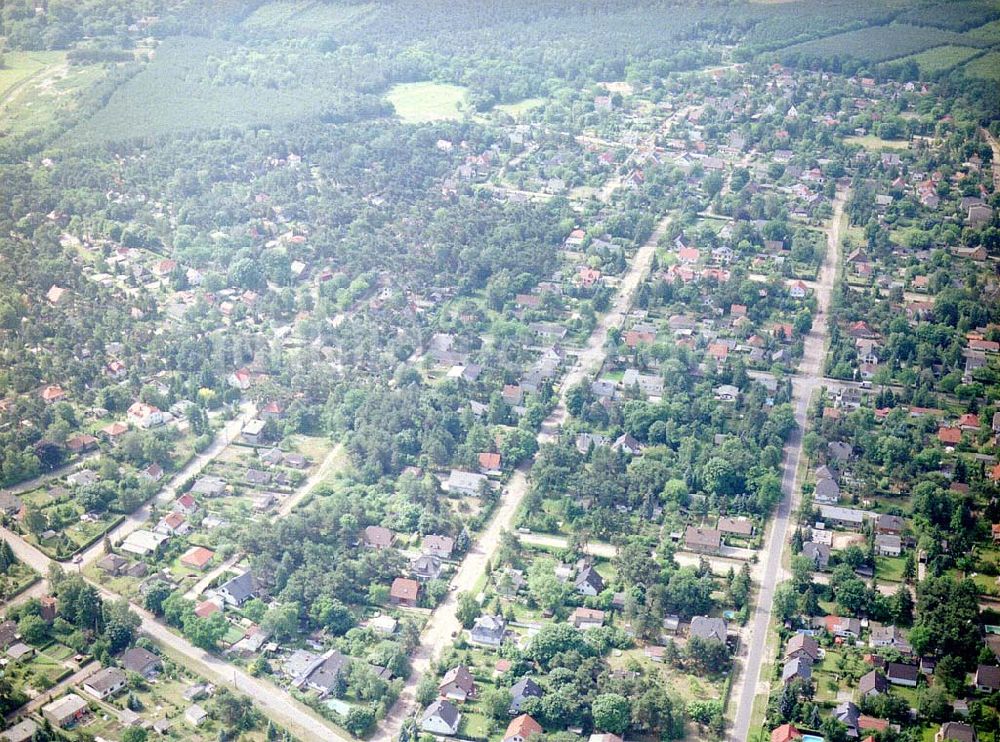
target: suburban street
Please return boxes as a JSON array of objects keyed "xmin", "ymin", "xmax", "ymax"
[
  {"xmin": 727, "ymin": 191, "xmax": 846, "ymax": 741},
  {"xmin": 76, "ymin": 401, "xmax": 258, "ymax": 569},
  {"xmin": 374, "ymin": 214, "xmax": 670, "ymax": 741}
]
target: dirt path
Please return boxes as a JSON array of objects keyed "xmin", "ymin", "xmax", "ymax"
[
  {"xmin": 727, "ymin": 190, "xmax": 846, "ymax": 741},
  {"xmin": 373, "ymin": 214, "xmax": 671, "ymax": 742}
]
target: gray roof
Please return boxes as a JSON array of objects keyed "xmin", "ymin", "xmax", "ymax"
[
  {"xmin": 690, "ymin": 616, "xmax": 727, "ymax": 643},
  {"xmin": 423, "ymin": 700, "xmax": 460, "ymax": 727}
]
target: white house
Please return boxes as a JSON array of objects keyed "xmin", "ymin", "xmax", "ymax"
[
  {"xmin": 421, "ymin": 700, "xmax": 461, "ymax": 736},
  {"xmin": 127, "ymin": 402, "xmax": 165, "ymax": 429}
]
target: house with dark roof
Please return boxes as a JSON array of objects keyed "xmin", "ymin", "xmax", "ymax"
[
  {"xmin": 690, "ymin": 616, "xmax": 727, "ymax": 643},
  {"xmin": 83, "ymin": 667, "xmax": 127, "ymax": 700},
  {"xmin": 784, "ymin": 633, "xmax": 819, "ymax": 663},
  {"xmin": 859, "ymin": 670, "xmax": 889, "ymax": 697},
  {"xmin": 421, "ymin": 700, "xmax": 461, "ymax": 736},
  {"xmin": 887, "ymin": 662, "xmax": 919, "ymax": 687},
  {"xmin": 121, "ymin": 647, "xmax": 161, "ymax": 678},
  {"xmin": 422, "ymin": 534, "xmax": 455, "ymax": 559},
  {"xmin": 574, "ymin": 566, "xmax": 605, "ymax": 596},
  {"xmin": 802, "ymin": 542, "xmax": 830, "ymax": 571},
  {"xmin": 217, "ymin": 572, "xmax": 258, "ymax": 606},
  {"xmin": 361, "ymin": 525, "xmax": 394, "ymax": 550},
  {"xmin": 936, "ymin": 722, "xmax": 978, "ymax": 742},
  {"xmin": 975, "ymin": 664, "xmax": 1000, "ymax": 693},
  {"xmin": 782, "ymin": 657, "xmax": 812, "ymax": 685},
  {"xmin": 508, "ymin": 677, "xmax": 543, "ymax": 714}
]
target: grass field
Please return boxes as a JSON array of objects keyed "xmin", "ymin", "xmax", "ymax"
[
  {"xmin": 386, "ymin": 82, "xmax": 469, "ymax": 123},
  {"xmin": 964, "ymin": 50, "xmax": 1000, "ymax": 81},
  {"xmin": 0, "ymin": 51, "xmax": 65, "ymax": 101},
  {"xmin": 900, "ymin": 44, "xmax": 983, "ymax": 73},
  {"xmin": 494, "ymin": 97, "xmax": 545, "ymax": 117},
  {"xmin": 844, "ymin": 134, "xmax": 910, "ymax": 150}
]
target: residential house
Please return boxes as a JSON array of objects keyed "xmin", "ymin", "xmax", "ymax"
[
  {"xmin": 975, "ymin": 664, "xmax": 1000, "ymax": 693},
  {"xmin": 886, "ymin": 662, "xmax": 919, "ymax": 687},
  {"xmin": 802, "ymin": 542, "xmax": 831, "ymax": 571},
  {"xmin": 684, "ymin": 526, "xmax": 721, "ymax": 554},
  {"xmin": 875, "ymin": 534, "xmax": 902, "ymax": 557},
  {"xmin": 120, "ymin": 529, "xmax": 168, "ymax": 556},
  {"xmin": 690, "ymin": 616, "xmax": 728, "ymax": 643},
  {"xmin": 242, "ymin": 419, "xmax": 267, "ymax": 445},
  {"xmin": 784, "ymin": 633, "xmax": 820, "ymax": 663},
  {"xmin": 180, "ymin": 546, "xmax": 215, "ymax": 572},
  {"xmin": 421, "ymin": 700, "xmax": 461, "ymax": 736},
  {"xmin": 782, "ymin": 657, "xmax": 812, "ymax": 685},
  {"xmin": 504, "ymin": 715, "xmax": 542, "ymax": 742},
  {"xmin": 122, "ymin": 647, "xmax": 162, "ymax": 678},
  {"xmin": 1, "ymin": 720, "xmax": 38, "ymax": 742},
  {"xmin": 470, "ymin": 615, "xmax": 507, "ymax": 647},
  {"xmin": 42, "ymin": 694, "xmax": 89, "ymax": 728},
  {"xmin": 819, "ymin": 505, "xmax": 866, "ymax": 530},
  {"xmin": 718, "ymin": 516, "xmax": 754, "ymax": 538},
  {"xmin": 509, "ymin": 678, "xmax": 543, "ymax": 715},
  {"xmin": 127, "ymin": 402, "xmax": 165, "ymax": 429},
  {"xmin": 411, "ymin": 555, "xmax": 443, "ymax": 581},
  {"xmin": 185, "ymin": 705, "xmax": 209, "ymax": 727},
  {"xmin": 859, "ymin": 670, "xmax": 889, "ymax": 697},
  {"xmin": 83, "ymin": 667, "xmax": 127, "ymax": 700},
  {"xmin": 422, "ymin": 534, "xmax": 455, "ymax": 559},
  {"xmin": 575, "ymin": 566, "xmax": 605, "ymax": 596},
  {"xmin": 362, "ymin": 525, "xmax": 394, "ymax": 550},
  {"xmin": 218, "ymin": 572, "xmax": 258, "ymax": 606},
  {"xmin": 478, "ymin": 452, "xmax": 503, "ymax": 476},
  {"xmin": 936, "ymin": 722, "xmax": 978, "ymax": 742},
  {"xmin": 191, "ymin": 476, "xmax": 227, "ymax": 497},
  {"xmin": 824, "ymin": 616, "xmax": 862, "ymax": 639},
  {"xmin": 442, "ymin": 470, "xmax": 488, "ymax": 496},
  {"xmin": 439, "ymin": 665, "xmax": 476, "ymax": 701},
  {"xmin": 571, "ymin": 607, "xmax": 606, "ymax": 630},
  {"xmin": 97, "ymin": 553, "xmax": 128, "ymax": 576},
  {"xmin": 390, "ymin": 578, "xmax": 420, "ymax": 608},
  {"xmin": 771, "ymin": 725, "xmax": 802, "ymax": 742}
]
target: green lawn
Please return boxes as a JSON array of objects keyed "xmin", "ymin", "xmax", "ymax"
[
  {"xmin": 875, "ymin": 555, "xmax": 907, "ymax": 583},
  {"xmin": 386, "ymin": 82, "xmax": 469, "ymax": 123},
  {"xmin": 0, "ymin": 50, "xmax": 66, "ymax": 101},
  {"xmin": 843, "ymin": 134, "xmax": 909, "ymax": 151},
  {"xmin": 494, "ymin": 98, "xmax": 545, "ymax": 117}
]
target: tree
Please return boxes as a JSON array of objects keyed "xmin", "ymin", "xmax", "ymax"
[
  {"xmin": 524, "ymin": 623, "xmax": 590, "ymax": 668},
  {"xmin": 480, "ymin": 687, "xmax": 512, "ymax": 720},
  {"xmin": 309, "ymin": 597, "xmax": 354, "ymax": 635},
  {"xmin": 345, "ymin": 706, "xmax": 376, "ymax": 737},
  {"xmin": 910, "ymin": 577, "xmax": 980, "ymax": 668},
  {"xmin": 527, "ymin": 558, "xmax": 571, "ymax": 614},
  {"xmin": 103, "ymin": 599, "xmax": 141, "ymax": 653},
  {"xmin": 143, "ymin": 582, "xmax": 173, "ymax": 616},
  {"xmin": 591, "ymin": 693, "xmax": 631, "ymax": 735},
  {"xmin": 122, "ymin": 729, "xmax": 148, "ymax": 742},
  {"xmin": 416, "ymin": 675, "xmax": 438, "ymax": 706},
  {"xmin": 261, "ymin": 602, "xmax": 300, "ymax": 642},
  {"xmin": 686, "ymin": 636, "xmax": 731, "ymax": 675},
  {"xmin": 17, "ymin": 614, "xmax": 49, "ymax": 644},
  {"xmin": 456, "ymin": 592, "xmax": 480, "ymax": 629}
]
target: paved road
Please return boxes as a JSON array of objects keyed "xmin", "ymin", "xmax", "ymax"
[
  {"xmin": 373, "ymin": 215, "xmax": 671, "ymax": 742},
  {"xmin": 728, "ymin": 191, "xmax": 846, "ymax": 741}
]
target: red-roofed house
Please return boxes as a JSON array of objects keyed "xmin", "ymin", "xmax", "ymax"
[
  {"xmin": 478, "ymin": 453, "xmax": 502, "ymax": 476},
  {"xmin": 180, "ymin": 547, "xmax": 215, "ymax": 571},
  {"xmin": 938, "ymin": 427, "xmax": 962, "ymax": 445},
  {"xmin": 504, "ymin": 715, "xmax": 543, "ymax": 742},
  {"xmin": 390, "ymin": 578, "xmax": 420, "ymax": 607},
  {"xmin": 41, "ymin": 385, "xmax": 65, "ymax": 403},
  {"xmin": 958, "ymin": 413, "xmax": 981, "ymax": 430},
  {"xmin": 771, "ymin": 724, "xmax": 802, "ymax": 742}
]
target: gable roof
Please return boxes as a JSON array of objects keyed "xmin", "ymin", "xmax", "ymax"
[{"xmin": 505, "ymin": 714, "xmax": 542, "ymax": 741}]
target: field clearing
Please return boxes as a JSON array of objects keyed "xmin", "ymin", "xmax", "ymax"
[
  {"xmin": 1, "ymin": 59, "xmax": 106, "ymax": 136},
  {"xmin": 242, "ymin": 0, "xmax": 376, "ymax": 33},
  {"xmin": 964, "ymin": 50, "xmax": 1000, "ymax": 81},
  {"xmin": 900, "ymin": 44, "xmax": 983, "ymax": 73},
  {"xmin": 386, "ymin": 82, "xmax": 469, "ymax": 123},
  {"xmin": 844, "ymin": 134, "xmax": 910, "ymax": 150},
  {"xmin": 494, "ymin": 97, "xmax": 545, "ymax": 117},
  {"xmin": 0, "ymin": 51, "xmax": 65, "ymax": 101}
]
